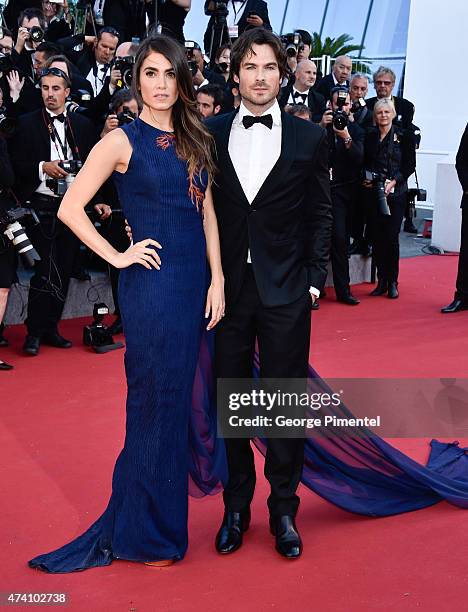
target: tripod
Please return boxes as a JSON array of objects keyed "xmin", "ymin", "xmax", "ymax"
[{"xmin": 72, "ymin": 0, "xmax": 98, "ymax": 42}]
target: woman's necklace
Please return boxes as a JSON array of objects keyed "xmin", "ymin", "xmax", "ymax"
[{"xmin": 148, "ymin": 107, "xmax": 174, "ymax": 133}]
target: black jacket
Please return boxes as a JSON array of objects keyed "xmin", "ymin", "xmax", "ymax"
[
  {"xmin": 8, "ymin": 108, "xmax": 99, "ymax": 204},
  {"xmin": 278, "ymin": 80, "xmax": 326, "ymax": 123},
  {"xmin": 315, "ymin": 74, "xmax": 349, "ymax": 101},
  {"xmin": 364, "ymin": 126, "xmax": 416, "ymax": 196},
  {"xmin": 366, "ymin": 96, "xmax": 415, "ymax": 130},
  {"xmin": 206, "ymin": 109, "xmax": 332, "ymax": 307},
  {"xmin": 0, "ymin": 137, "xmax": 15, "ymax": 212},
  {"xmin": 204, "ymin": 0, "xmax": 271, "ymax": 54},
  {"xmin": 328, "ymin": 122, "xmax": 364, "ymax": 187},
  {"xmin": 456, "ymin": 123, "xmax": 468, "ymax": 209}
]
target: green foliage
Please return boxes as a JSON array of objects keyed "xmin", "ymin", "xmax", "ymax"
[{"xmin": 309, "ymin": 32, "xmax": 371, "ymax": 75}]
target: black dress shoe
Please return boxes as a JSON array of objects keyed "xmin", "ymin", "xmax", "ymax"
[
  {"xmin": 270, "ymin": 515, "xmax": 302, "ymax": 559},
  {"xmin": 370, "ymin": 279, "xmax": 388, "ymax": 296},
  {"xmin": 349, "ymin": 241, "xmax": 372, "ymax": 257},
  {"xmin": 107, "ymin": 317, "xmax": 123, "ymax": 335},
  {"xmin": 403, "ymin": 220, "xmax": 418, "ymax": 234},
  {"xmin": 0, "ymin": 360, "xmax": 13, "ymax": 370},
  {"xmin": 387, "ymin": 282, "xmax": 399, "ymax": 299},
  {"xmin": 337, "ymin": 294, "xmax": 360, "ymax": 305},
  {"xmin": 441, "ymin": 298, "xmax": 468, "ymax": 313},
  {"xmin": 311, "ymin": 300, "xmax": 320, "ymax": 310},
  {"xmin": 23, "ymin": 335, "xmax": 40, "ymax": 356},
  {"xmin": 42, "ymin": 331, "xmax": 72, "ymax": 348},
  {"xmin": 215, "ymin": 509, "xmax": 250, "ymax": 554}
]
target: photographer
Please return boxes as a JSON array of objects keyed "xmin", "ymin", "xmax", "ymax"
[
  {"xmin": 9, "ymin": 66, "xmax": 109, "ymax": 355},
  {"xmin": 279, "ymin": 59, "xmax": 325, "ymax": 123},
  {"xmin": 0, "ymin": 133, "xmax": 16, "ymax": 370},
  {"xmin": 315, "ymin": 55, "xmax": 352, "ymax": 101},
  {"xmin": 189, "ymin": 41, "xmax": 225, "ymax": 89},
  {"xmin": 363, "ymin": 99, "xmax": 416, "ymax": 299},
  {"xmin": 147, "ymin": 0, "xmax": 191, "ymax": 44},
  {"xmin": 213, "ymin": 43, "xmax": 231, "ymax": 81},
  {"xmin": 196, "ymin": 83, "xmax": 223, "ymax": 118},
  {"xmin": 203, "ymin": 0, "xmax": 271, "ymax": 56},
  {"xmin": 321, "ymin": 87, "xmax": 364, "ymax": 305}
]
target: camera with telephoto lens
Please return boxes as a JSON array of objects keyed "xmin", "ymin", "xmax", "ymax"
[
  {"xmin": 116, "ymin": 105, "xmax": 137, "ymax": 126},
  {"xmin": 184, "ymin": 41, "xmax": 199, "ymax": 77},
  {"xmin": 27, "ymin": 26, "xmax": 44, "ymax": 44},
  {"xmin": 114, "ymin": 56, "xmax": 135, "ymax": 88},
  {"xmin": 332, "ymin": 88, "xmax": 349, "ymax": 130},
  {"xmin": 280, "ymin": 32, "xmax": 303, "ymax": 58},
  {"xmin": 65, "ymin": 89, "xmax": 92, "ymax": 114},
  {"xmin": 0, "ymin": 206, "xmax": 41, "ymax": 267},
  {"xmin": 351, "ymin": 97, "xmax": 366, "ymax": 114},
  {"xmin": 365, "ymin": 170, "xmax": 391, "ymax": 216},
  {"xmin": 45, "ymin": 160, "xmax": 83, "ymax": 197},
  {"xmin": 83, "ymin": 302, "xmax": 124, "ymax": 353}
]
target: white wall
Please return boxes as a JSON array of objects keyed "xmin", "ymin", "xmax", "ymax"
[{"xmin": 404, "ymin": 0, "xmax": 468, "ymax": 205}]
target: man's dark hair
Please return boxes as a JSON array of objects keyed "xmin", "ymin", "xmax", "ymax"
[
  {"xmin": 18, "ymin": 8, "xmax": 47, "ymax": 31},
  {"xmin": 109, "ymin": 88, "xmax": 141, "ymax": 113},
  {"xmin": 295, "ymin": 29, "xmax": 312, "ymax": 47},
  {"xmin": 35, "ymin": 41, "xmax": 61, "ymax": 59},
  {"xmin": 0, "ymin": 27, "xmax": 13, "ymax": 40},
  {"xmin": 97, "ymin": 26, "xmax": 120, "ymax": 42},
  {"xmin": 230, "ymin": 28, "xmax": 287, "ymax": 81},
  {"xmin": 44, "ymin": 54, "xmax": 73, "ymax": 77},
  {"xmin": 285, "ymin": 103, "xmax": 312, "ymax": 120},
  {"xmin": 197, "ymin": 83, "xmax": 224, "ymax": 109}
]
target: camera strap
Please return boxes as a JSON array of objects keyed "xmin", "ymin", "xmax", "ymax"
[{"xmin": 44, "ymin": 110, "xmax": 80, "ymax": 162}]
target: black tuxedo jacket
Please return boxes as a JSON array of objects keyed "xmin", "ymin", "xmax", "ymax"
[
  {"xmin": 278, "ymin": 80, "xmax": 326, "ymax": 123},
  {"xmin": 204, "ymin": 0, "xmax": 271, "ymax": 54},
  {"xmin": 314, "ymin": 74, "xmax": 349, "ymax": 101},
  {"xmin": 328, "ymin": 121, "xmax": 364, "ymax": 185},
  {"xmin": 366, "ymin": 96, "xmax": 415, "ymax": 129},
  {"xmin": 206, "ymin": 109, "xmax": 332, "ymax": 308},
  {"xmin": 456, "ymin": 123, "xmax": 468, "ymax": 209},
  {"xmin": 8, "ymin": 108, "xmax": 99, "ymax": 203}
]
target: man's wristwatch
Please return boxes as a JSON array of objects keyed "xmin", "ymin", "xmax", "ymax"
[{"xmin": 343, "ymin": 137, "xmax": 353, "ymax": 145}]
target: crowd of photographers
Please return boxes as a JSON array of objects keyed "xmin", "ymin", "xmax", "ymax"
[{"xmin": 0, "ymin": 0, "xmax": 426, "ymax": 369}]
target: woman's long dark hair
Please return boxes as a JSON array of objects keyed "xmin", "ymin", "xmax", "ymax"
[{"xmin": 132, "ymin": 35, "xmax": 216, "ymax": 186}]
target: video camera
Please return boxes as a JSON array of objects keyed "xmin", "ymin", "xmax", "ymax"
[
  {"xmin": 83, "ymin": 302, "xmax": 124, "ymax": 353},
  {"xmin": 204, "ymin": 1, "xmax": 228, "ymax": 18},
  {"xmin": 0, "ymin": 206, "xmax": 41, "ymax": 267},
  {"xmin": 280, "ymin": 32, "xmax": 304, "ymax": 58},
  {"xmin": 114, "ymin": 56, "xmax": 135, "ymax": 89},
  {"xmin": 46, "ymin": 160, "xmax": 83, "ymax": 197}
]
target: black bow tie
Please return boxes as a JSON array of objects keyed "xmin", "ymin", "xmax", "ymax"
[
  {"xmin": 294, "ymin": 91, "xmax": 308, "ymax": 102},
  {"xmin": 242, "ymin": 114, "xmax": 273, "ymax": 130},
  {"xmin": 52, "ymin": 113, "xmax": 65, "ymax": 123}
]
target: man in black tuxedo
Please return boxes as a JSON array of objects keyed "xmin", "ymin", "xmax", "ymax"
[
  {"xmin": 208, "ymin": 28, "xmax": 332, "ymax": 559},
  {"xmin": 278, "ymin": 59, "xmax": 326, "ymax": 123},
  {"xmin": 204, "ymin": 0, "xmax": 271, "ymax": 56},
  {"xmin": 315, "ymin": 55, "xmax": 352, "ymax": 101},
  {"xmin": 441, "ymin": 123, "xmax": 468, "ymax": 313},
  {"xmin": 320, "ymin": 87, "xmax": 364, "ymax": 305},
  {"xmin": 9, "ymin": 67, "xmax": 109, "ymax": 355}
]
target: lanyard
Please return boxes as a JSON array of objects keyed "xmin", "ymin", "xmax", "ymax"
[
  {"xmin": 94, "ymin": 64, "xmax": 108, "ymax": 93},
  {"xmin": 231, "ymin": 0, "xmax": 247, "ymax": 24}
]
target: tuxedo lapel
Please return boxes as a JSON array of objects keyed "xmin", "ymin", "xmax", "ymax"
[
  {"xmin": 215, "ymin": 109, "xmax": 250, "ymax": 210},
  {"xmin": 251, "ymin": 111, "xmax": 296, "ymax": 208}
]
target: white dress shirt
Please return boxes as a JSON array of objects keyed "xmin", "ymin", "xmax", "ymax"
[
  {"xmin": 288, "ymin": 87, "xmax": 310, "ymax": 105},
  {"xmin": 227, "ymin": 0, "xmax": 248, "ymax": 27},
  {"xmin": 228, "ymin": 101, "xmax": 319, "ymax": 297},
  {"xmin": 37, "ymin": 109, "xmax": 71, "ymax": 198},
  {"xmin": 86, "ymin": 62, "xmax": 109, "ymax": 96}
]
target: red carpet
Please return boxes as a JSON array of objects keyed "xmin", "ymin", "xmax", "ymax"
[{"xmin": 1, "ymin": 255, "xmax": 467, "ymax": 611}]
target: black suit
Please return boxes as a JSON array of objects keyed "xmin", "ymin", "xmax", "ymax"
[
  {"xmin": 9, "ymin": 109, "xmax": 100, "ymax": 336},
  {"xmin": 278, "ymin": 80, "xmax": 326, "ymax": 123},
  {"xmin": 207, "ymin": 109, "xmax": 332, "ymax": 516},
  {"xmin": 455, "ymin": 123, "xmax": 468, "ymax": 300},
  {"xmin": 366, "ymin": 96, "xmax": 415, "ymax": 129},
  {"xmin": 204, "ymin": 0, "xmax": 271, "ymax": 54},
  {"xmin": 328, "ymin": 122, "xmax": 364, "ymax": 297},
  {"xmin": 315, "ymin": 73, "xmax": 349, "ymax": 101}
]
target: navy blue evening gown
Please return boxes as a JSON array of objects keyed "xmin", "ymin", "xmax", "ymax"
[{"xmin": 29, "ymin": 118, "xmax": 226, "ymax": 572}]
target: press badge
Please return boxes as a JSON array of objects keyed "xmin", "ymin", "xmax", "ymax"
[{"xmin": 229, "ymin": 25, "xmax": 239, "ymax": 38}]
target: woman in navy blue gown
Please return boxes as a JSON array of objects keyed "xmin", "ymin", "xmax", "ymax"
[{"xmin": 28, "ymin": 35, "xmax": 226, "ymax": 572}]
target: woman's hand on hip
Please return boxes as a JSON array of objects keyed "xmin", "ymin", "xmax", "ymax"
[{"xmin": 111, "ymin": 239, "xmax": 162, "ymax": 270}]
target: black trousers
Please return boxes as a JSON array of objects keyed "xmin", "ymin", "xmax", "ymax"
[
  {"xmin": 350, "ymin": 186, "xmax": 370, "ymax": 246},
  {"xmin": 331, "ymin": 185, "xmax": 353, "ymax": 297},
  {"xmin": 215, "ymin": 265, "xmax": 311, "ymax": 518},
  {"xmin": 26, "ymin": 213, "xmax": 79, "ymax": 336},
  {"xmin": 367, "ymin": 192, "xmax": 406, "ymax": 283},
  {"xmin": 456, "ymin": 207, "xmax": 468, "ymax": 300}
]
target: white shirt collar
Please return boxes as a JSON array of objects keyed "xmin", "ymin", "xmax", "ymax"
[
  {"xmin": 45, "ymin": 108, "xmax": 67, "ymax": 118},
  {"xmin": 237, "ymin": 100, "xmax": 282, "ymax": 127}
]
